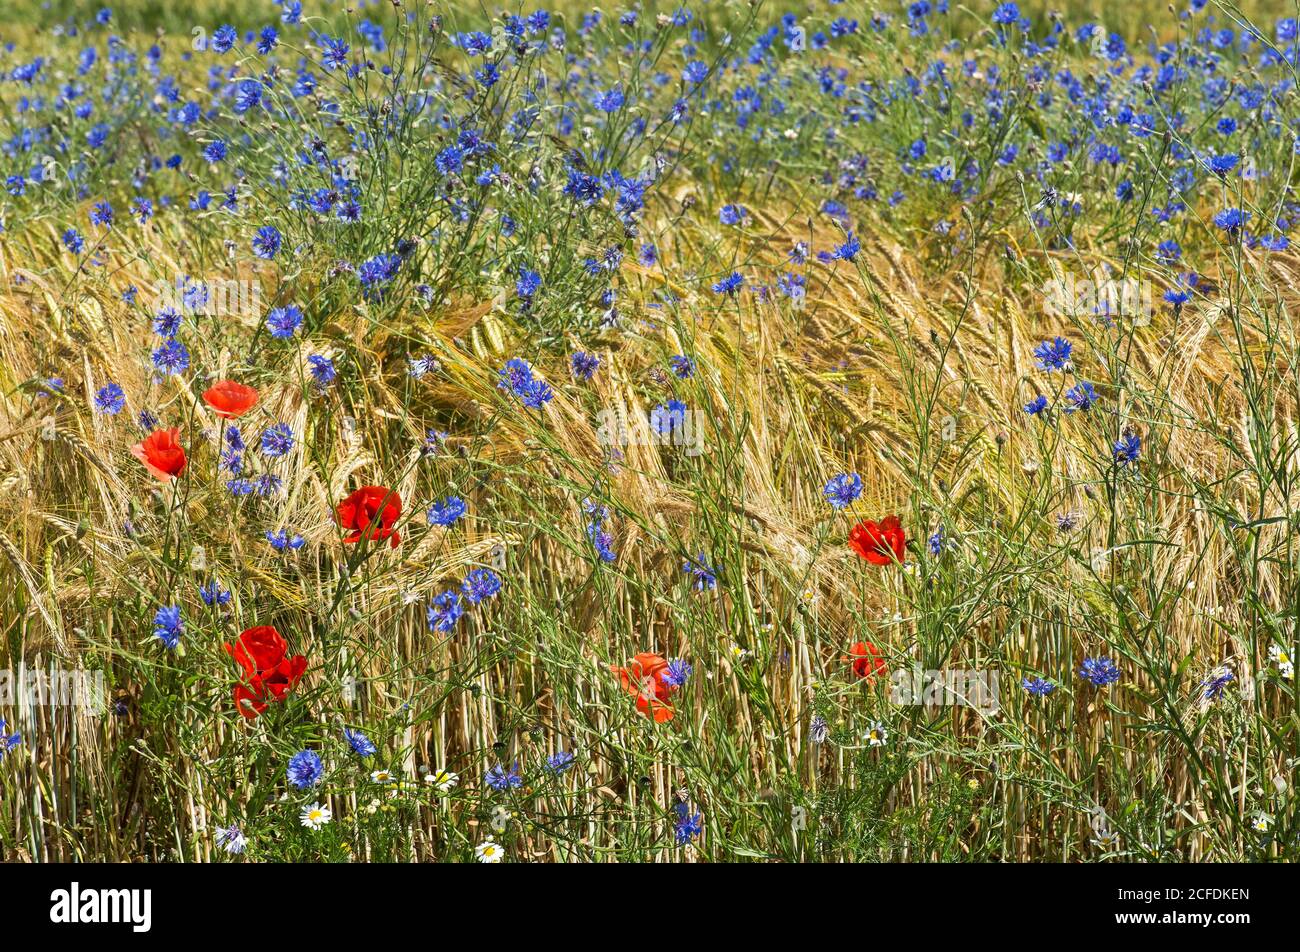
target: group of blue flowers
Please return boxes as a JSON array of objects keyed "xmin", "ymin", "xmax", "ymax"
[
  {"xmin": 426, "ymin": 568, "xmax": 503, "ymax": 634},
  {"xmin": 1025, "ymin": 338, "xmax": 1142, "ymax": 467}
]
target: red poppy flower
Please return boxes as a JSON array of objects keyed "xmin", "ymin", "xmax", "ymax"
[
  {"xmin": 225, "ymin": 625, "xmax": 307, "ymax": 720},
  {"xmin": 610, "ymin": 652, "xmax": 675, "ymax": 723},
  {"xmin": 848, "ymin": 515, "xmax": 906, "ymax": 565},
  {"xmin": 202, "ymin": 379, "xmax": 259, "ymax": 418},
  {"xmin": 131, "ymin": 428, "xmax": 187, "ymax": 481},
  {"xmin": 847, "ymin": 641, "xmax": 887, "ymax": 682},
  {"xmin": 337, "ymin": 485, "xmax": 402, "ymax": 548}
]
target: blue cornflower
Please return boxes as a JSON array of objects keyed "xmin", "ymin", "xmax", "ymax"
[
  {"xmin": 320, "ymin": 35, "xmax": 350, "ymax": 70},
  {"xmin": 89, "ymin": 201, "xmax": 114, "ymax": 228},
  {"xmin": 153, "ymin": 605, "xmax": 183, "ymax": 649},
  {"xmin": 308, "ymin": 355, "xmax": 336, "ymax": 386},
  {"xmin": 0, "ymin": 720, "xmax": 20, "ymax": 760},
  {"xmin": 673, "ymin": 802, "xmax": 703, "ymax": 845},
  {"xmin": 662, "ymin": 658, "xmax": 693, "ymax": 689},
  {"xmin": 151, "ymin": 339, "xmax": 189, "ymax": 375},
  {"xmin": 94, "ymin": 382, "xmax": 125, "ymax": 415},
  {"xmin": 822, "ymin": 472, "xmax": 863, "ymax": 510},
  {"xmin": 515, "ymin": 269, "xmax": 542, "ymax": 300},
  {"xmin": 1033, "ymin": 337, "xmax": 1072, "ymax": 371},
  {"xmin": 427, "ymin": 590, "xmax": 465, "ymax": 633},
  {"xmin": 287, "ymin": 750, "xmax": 323, "ymax": 789},
  {"xmin": 1113, "ymin": 432, "xmax": 1141, "ymax": 465},
  {"xmin": 1064, "ymin": 381, "xmax": 1098, "ymax": 413},
  {"xmin": 266, "ymin": 305, "xmax": 304, "ymax": 339},
  {"xmin": 152, "ymin": 307, "xmax": 182, "ymax": 337},
  {"xmin": 1024, "ymin": 394, "xmax": 1048, "ymax": 415},
  {"xmin": 992, "ymin": 2, "xmax": 1020, "ymax": 25},
  {"xmin": 202, "ymin": 140, "xmax": 227, "ymax": 163},
  {"xmin": 306, "ymin": 189, "xmax": 334, "ymax": 215},
  {"xmin": 257, "ymin": 26, "xmax": 279, "ymax": 54},
  {"xmin": 211, "ymin": 24, "xmax": 237, "ymax": 53},
  {"xmin": 1078, "ymin": 656, "xmax": 1121, "ymax": 687},
  {"xmin": 216, "ymin": 824, "xmax": 246, "ymax": 855},
  {"xmin": 485, "ymin": 763, "xmax": 523, "ymax": 791},
  {"xmin": 62, "ymin": 228, "xmax": 85, "ymax": 253},
  {"xmin": 1200, "ymin": 668, "xmax": 1235, "ymax": 703},
  {"xmin": 832, "ymin": 232, "xmax": 861, "ymax": 261},
  {"xmin": 1021, "ymin": 676, "xmax": 1056, "ymax": 697},
  {"xmin": 1213, "ymin": 208, "xmax": 1248, "ymax": 233},
  {"xmin": 571, "ymin": 351, "xmax": 600, "ymax": 380},
  {"xmin": 719, "ymin": 204, "xmax": 748, "ymax": 225},
  {"xmin": 711, "ymin": 271, "xmax": 744, "ymax": 295},
  {"xmin": 545, "ymin": 750, "xmax": 575, "ymax": 774},
  {"xmin": 683, "ymin": 60, "xmax": 708, "ymax": 83},
  {"xmin": 459, "ymin": 30, "xmax": 492, "ymax": 55},
  {"xmin": 265, "ymin": 529, "xmax": 306, "ymax": 551},
  {"xmin": 199, "ymin": 580, "xmax": 230, "ymax": 606},
  {"xmin": 259, "ymin": 423, "xmax": 295, "ymax": 458},
  {"xmin": 498, "ymin": 358, "xmax": 553, "ymax": 408},
  {"xmin": 562, "ymin": 168, "xmax": 604, "ymax": 205},
  {"xmin": 591, "ymin": 87, "xmax": 625, "ymax": 112},
  {"xmin": 345, "ymin": 728, "xmax": 377, "ymax": 758},
  {"xmin": 427, "ymin": 496, "xmax": 468, "ymax": 527},
  {"xmin": 422, "ymin": 430, "xmax": 448, "ymax": 456},
  {"xmin": 670, "ymin": 355, "xmax": 695, "ymax": 379},
  {"xmin": 928, "ymin": 527, "xmax": 946, "ymax": 556},
  {"xmin": 181, "ymin": 281, "xmax": 210, "ymax": 313},
  {"xmin": 650, "ymin": 400, "xmax": 688, "ymax": 435},
  {"xmin": 682, "ymin": 552, "xmax": 717, "ymax": 590},
  {"xmin": 435, "ymin": 145, "xmax": 464, "ymax": 176},
  {"xmin": 251, "ymin": 225, "xmax": 282, "ymax": 259},
  {"xmin": 587, "ymin": 521, "xmax": 616, "ymax": 562},
  {"xmin": 461, "ymin": 568, "xmax": 502, "ymax": 604},
  {"xmin": 253, "ymin": 474, "xmax": 282, "ymax": 497},
  {"xmin": 1207, "ymin": 154, "xmax": 1239, "ymax": 176},
  {"xmin": 357, "ymin": 252, "xmax": 401, "ymax": 296}
]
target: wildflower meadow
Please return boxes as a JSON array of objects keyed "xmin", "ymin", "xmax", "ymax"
[{"xmin": 0, "ymin": 0, "xmax": 1297, "ymax": 874}]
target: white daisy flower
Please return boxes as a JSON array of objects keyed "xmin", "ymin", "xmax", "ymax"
[
  {"xmin": 475, "ymin": 837, "xmax": 504, "ymax": 863},
  {"xmin": 423, "ymin": 767, "xmax": 459, "ymax": 793},
  {"xmin": 1092, "ymin": 829, "xmax": 1121, "ymax": 850},
  {"xmin": 863, "ymin": 721, "xmax": 888, "ymax": 747},
  {"xmin": 371, "ymin": 769, "xmax": 397, "ymax": 785},
  {"xmin": 1268, "ymin": 644, "xmax": 1294, "ymax": 679},
  {"xmin": 300, "ymin": 802, "xmax": 332, "ymax": 830}
]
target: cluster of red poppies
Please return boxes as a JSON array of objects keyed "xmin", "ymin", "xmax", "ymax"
[
  {"xmin": 133, "ymin": 381, "xmax": 410, "ymax": 718},
  {"xmin": 139, "ymin": 379, "xmax": 907, "ymax": 723},
  {"xmin": 226, "ymin": 625, "xmax": 308, "ymax": 719}
]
